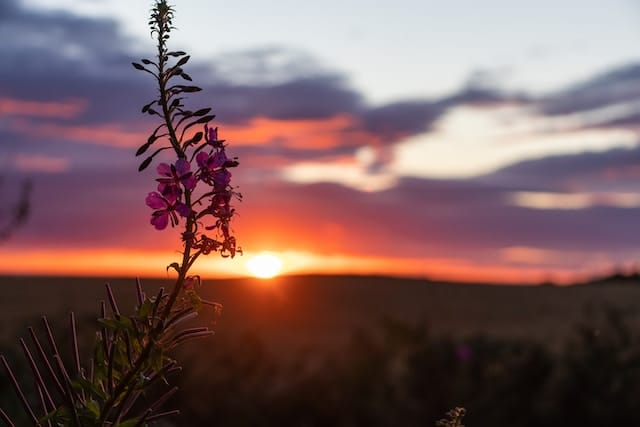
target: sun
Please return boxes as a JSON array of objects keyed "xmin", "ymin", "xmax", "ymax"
[{"xmin": 246, "ymin": 253, "xmax": 283, "ymax": 279}]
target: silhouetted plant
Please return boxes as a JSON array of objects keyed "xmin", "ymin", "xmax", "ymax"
[
  {"xmin": 0, "ymin": 1, "xmax": 240, "ymax": 425},
  {"xmin": 0, "ymin": 178, "xmax": 30, "ymax": 241}
]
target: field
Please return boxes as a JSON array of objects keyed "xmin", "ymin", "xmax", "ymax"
[
  {"xmin": 1, "ymin": 274, "xmax": 639, "ymax": 352},
  {"xmin": 3, "ymin": 274, "xmax": 640, "ymax": 426}
]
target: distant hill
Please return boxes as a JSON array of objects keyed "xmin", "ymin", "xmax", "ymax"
[{"xmin": 581, "ymin": 271, "xmax": 640, "ymax": 286}]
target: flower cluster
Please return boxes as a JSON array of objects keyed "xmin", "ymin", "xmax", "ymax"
[
  {"xmin": 0, "ymin": 3, "xmax": 243, "ymax": 426},
  {"xmin": 145, "ymin": 124, "xmax": 241, "ymax": 257}
]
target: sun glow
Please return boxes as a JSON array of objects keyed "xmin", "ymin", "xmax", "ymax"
[{"xmin": 246, "ymin": 253, "xmax": 283, "ymax": 279}]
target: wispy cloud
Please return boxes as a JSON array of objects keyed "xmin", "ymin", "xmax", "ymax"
[{"xmin": 0, "ymin": 97, "xmax": 87, "ymax": 119}]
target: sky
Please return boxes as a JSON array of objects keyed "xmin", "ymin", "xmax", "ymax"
[{"xmin": 2, "ymin": 0, "xmax": 640, "ymax": 283}]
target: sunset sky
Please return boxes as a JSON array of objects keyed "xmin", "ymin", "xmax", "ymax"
[{"xmin": 3, "ymin": 0, "xmax": 640, "ymax": 283}]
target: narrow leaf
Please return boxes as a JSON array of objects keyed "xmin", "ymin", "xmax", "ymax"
[
  {"xmin": 138, "ymin": 156, "xmax": 153, "ymax": 172},
  {"xmin": 135, "ymin": 140, "xmax": 153, "ymax": 157},
  {"xmin": 193, "ymin": 108, "xmax": 211, "ymax": 117},
  {"xmin": 182, "ymin": 132, "xmax": 203, "ymax": 149},
  {"xmin": 166, "ymin": 262, "xmax": 180, "ymax": 274},
  {"xmin": 141, "ymin": 100, "xmax": 157, "ymax": 113},
  {"xmin": 176, "ymin": 55, "xmax": 190, "ymax": 67}
]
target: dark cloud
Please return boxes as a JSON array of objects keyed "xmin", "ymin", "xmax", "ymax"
[
  {"xmin": 0, "ymin": 0, "xmax": 521, "ymax": 161},
  {"xmin": 538, "ymin": 63, "xmax": 640, "ymax": 116},
  {"xmin": 482, "ymin": 146, "xmax": 640, "ymax": 191},
  {"xmin": 207, "ymin": 76, "xmax": 363, "ymax": 124},
  {"xmin": 360, "ymin": 101, "xmax": 444, "ymax": 140}
]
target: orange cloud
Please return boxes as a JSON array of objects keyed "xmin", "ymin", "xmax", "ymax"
[
  {"xmin": 0, "ymin": 97, "xmax": 87, "ymax": 119},
  {"xmin": 10, "ymin": 114, "xmax": 375, "ymax": 152},
  {"xmin": 223, "ymin": 114, "xmax": 375, "ymax": 149}
]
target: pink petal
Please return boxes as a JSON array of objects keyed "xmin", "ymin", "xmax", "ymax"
[
  {"xmin": 208, "ymin": 126, "xmax": 218, "ymax": 141},
  {"xmin": 145, "ymin": 192, "xmax": 167, "ymax": 209},
  {"xmin": 157, "ymin": 163, "xmax": 172, "ymax": 177},
  {"xmin": 211, "ymin": 151, "xmax": 227, "ymax": 168},
  {"xmin": 213, "ymin": 170, "xmax": 231, "ymax": 188},
  {"xmin": 175, "ymin": 158, "xmax": 191, "ymax": 175},
  {"xmin": 151, "ymin": 212, "xmax": 169, "ymax": 230},
  {"xmin": 158, "ymin": 184, "xmax": 180, "ymax": 204},
  {"xmin": 183, "ymin": 175, "xmax": 197, "ymax": 191},
  {"xmin": 196, "ymin": 151, "xmax": 209, "ymax": 168}
]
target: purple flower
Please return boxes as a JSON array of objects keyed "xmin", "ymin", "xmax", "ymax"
[
  {"xmin": 145, "ymin": 191, "xmax": 190, "ymax": 230},
  {"xmin": 205, "ymin": 124, "xmax": 225, "ymax": 148},
  {"xmin": 207, "ymin": 126, "xmax": 218, "ymax": 142},
  {"xmin": 156, "ymin": 159, "xmax": 197, "ymax": 202},
  {"xmin": 213, "ymin": 169, "xmax": 231, "ymax": 190},
  {"xmin": 196, "ymin": 151, "xmax": 232, "ymax": 189},
  {"xmin": 196, "ymin": 150, "xmax": 227, "ymax": 169}
]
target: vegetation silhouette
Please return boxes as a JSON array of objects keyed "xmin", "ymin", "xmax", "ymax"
[{"xmin": 0, "ymin": 178, "xmax": 30, "ymax": 241}]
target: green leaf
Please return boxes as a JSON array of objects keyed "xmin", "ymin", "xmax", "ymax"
[
  {"xmin": 39, "ymin": 407, "xmax": 70, "ymax": 425},
  {"xmin": 181, "ymin": 72, "xmax": 193, "ymax": 81},
  {"xmin": 137, "ymin": 300, "xmax": 154, "ymax": 320},
  {"xmin": 74, "ymin": 378, "xmax": 106, "ymax": 402},
  {"xmin": 131, "ymin": 62, "xmax": 146, "ymax": 71},
  {"xmin": 118, "ymin": 418, "xmax": 142, "ymax": 427},
  {"xmin": 167, "ymin": 50, "xmax": 187, "ymax": 57}
]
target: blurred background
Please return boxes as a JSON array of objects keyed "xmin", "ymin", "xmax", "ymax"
[
  {"xmin": 3, "ymin": 0, "xmax": 640, "ymax": 282},
  {"xmin": 4, "ymin": 0, "xmax": 640, "ymax": 425}
]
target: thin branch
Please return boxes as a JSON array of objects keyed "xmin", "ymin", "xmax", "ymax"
[
  {"xmin": 135, "ymin": 278, "xmax": 145, "ymax": 306},
  {"xmin": 0, "ymin": 407, "xmax": 15, "ymax": 427},
  {"xmin": 100, "ymin": 301, "xmax": 110, "ymax": 362},
  {"xmin": 107, "ymin": 331, "xmax": 119, "ymax": 395},
  {"xmin": 69, "ymin": 313, "xmax": 82, "ymax": 378},
  {"xmin": 0, "ymin": 356, "xmax": 38, "ymax": 424},
  {"xmin": 52, "ymin": 355, "xmax": 81, "ymax": 427},
  {"xmin": 28, "ymin": 327, "xmax": 65, "ymax": 400},
  {"xmin": 115, "ymin": 389, "xmax": 142, "ymax": 423},
  {"xmin": 133, "ymin": 409, "xmax": 152, "ymax": 427},
  {"xmin": 41, "ymin": 317, "xmax": 61, "ymax": 359},
  {"xmin": 19, "ymin": 338, "xmax": 56, "ymax": 412},
  {"xmin": 105, "ymin": 283, "xmax": 121, "ymax": 319},
  {"xmin": 148, "ymin": 386, "xmax": 178, "ymax": 413},
  {"xmin": 146, "ymin": 409, "xmax": 180, "ymax": 422},
  {"xmin": 35, "ymin": 386, "xmax": 52, "ymax": 427}
]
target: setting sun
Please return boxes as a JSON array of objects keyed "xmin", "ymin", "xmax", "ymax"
[{"xmin": 246, "ymin": 253, "xmax": 283, "ymax": 279}]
